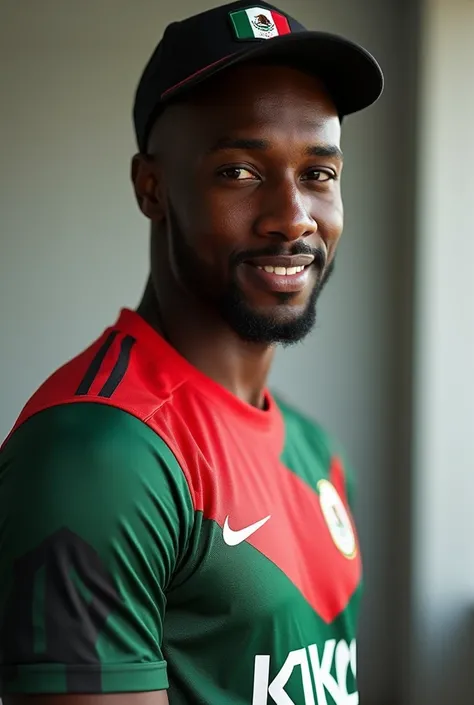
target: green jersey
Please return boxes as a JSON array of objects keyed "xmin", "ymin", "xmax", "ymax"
[{"xmin": 0, "ymin": 309, "xmax": 362, "ymax": 704}]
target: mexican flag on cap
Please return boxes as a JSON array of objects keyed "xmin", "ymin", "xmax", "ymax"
[{"xmin": 230, "ymin": 6, "xmax": 291, "ymax": 40}]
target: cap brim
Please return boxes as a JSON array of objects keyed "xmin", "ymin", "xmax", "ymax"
[{"xmin": 161, "ymin": 31, "xmax": 384, "ymax": 117}]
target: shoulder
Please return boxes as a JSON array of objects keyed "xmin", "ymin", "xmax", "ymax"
[
  {"xmin": 0, "ymin": 403, "xmax": 195, "ymax": 620},
  {"xmin": 3, "ymin": 311, "xmax": 186, "ymax": 447},
  {"xmin": 3, "ymin": 401, "xmax": 179, "ymax": 468},
  {"xmin": 1, "ymin": 403, "xmax": 194, "ymax": 539}
]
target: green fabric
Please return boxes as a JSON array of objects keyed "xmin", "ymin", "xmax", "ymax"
[
  {"xmin": 0, "ymin": 403, "xmax": 194, "ymax": 693},
  {"xmin": 0, "ymin": 401, "xmax": 360, "ymax": 703},
  {"xmin": 276, "ymin": 394, "xmax": 357, "ymax": 511},
  {"xmin": 164, "ymin": 513, "xmax": 360, "ymax": 704}
]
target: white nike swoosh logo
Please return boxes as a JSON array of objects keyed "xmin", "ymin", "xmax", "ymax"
[{"xmin": 223, "ymin": 514, "xmax": 271, "ymax": 546}]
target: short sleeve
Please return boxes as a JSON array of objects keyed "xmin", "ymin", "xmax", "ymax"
[{"xmin": 0, "ymin": 402, "xmax": 194, "ymax": 695}]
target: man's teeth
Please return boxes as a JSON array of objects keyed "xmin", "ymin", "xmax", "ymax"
[{"xmin": 256, "ymin": 265, "xmax": 305, "ymax": 275}]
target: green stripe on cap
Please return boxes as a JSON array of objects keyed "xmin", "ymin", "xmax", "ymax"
[{"xmin": 229, "ymin": 9, "xmax": 254, "ymax": 39}]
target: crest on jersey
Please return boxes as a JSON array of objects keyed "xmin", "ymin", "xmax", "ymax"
[{"xmin": 318, "ymin": 479, "xmax": 357, "ymax": 559}]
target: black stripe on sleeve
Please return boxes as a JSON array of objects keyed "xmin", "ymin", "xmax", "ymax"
[
  {"xmin": 97, "ymin": 335, "xmax": 136, "ymax": 399},
  {"xmin": 75, "ymin": 331, "xmax": 119, "ymax": 396}
]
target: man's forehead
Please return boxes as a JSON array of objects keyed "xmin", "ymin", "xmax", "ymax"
[
  {"xmin": 186, "ymin": 103, "xmax": 340, "ymax": 148},
  {"xmin": 160, "ymin": 109, "xmax": 339, "ymax": 150},
  {"xmin": 153, "ymin": 111, "xmax": 341, "ymax": 162}
]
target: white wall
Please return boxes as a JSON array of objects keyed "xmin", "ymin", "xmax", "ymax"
[
  {"xmin": 0, "ymin": 2, "xmax": 417, "ymax": 703},
  {"xmin": 408, "ymin": 1, "xmax": 474, "ymax": 703}
]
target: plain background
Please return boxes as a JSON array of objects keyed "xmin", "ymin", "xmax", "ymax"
[{"xmin": 1, "ymin": 1, "xmax": 473, "ymax": 704}]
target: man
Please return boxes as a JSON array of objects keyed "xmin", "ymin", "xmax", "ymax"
[{"xmin": 0, "ymin": 2, "xmax": 383, "ymax": 703}]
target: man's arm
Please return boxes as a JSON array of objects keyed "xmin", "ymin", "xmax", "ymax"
[
  {"xmin": 4, "ymin": 693, "xmax": 169, "ymax": 705},
  {"xmin": 4, "ymin": 692, "xmax": 169, "ymax": 705},
  {"xmin": 0, "ymin": 404, "xmax": 194, "ymax": 703}
]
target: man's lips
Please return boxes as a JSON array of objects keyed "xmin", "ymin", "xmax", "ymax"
[
  {"xmin": 244, "ymin": 254, "xmax": 315, "ymax": 269},
  {"xmin": 239, "ymin": 254, "xmax": 317, "ymax": 294}
]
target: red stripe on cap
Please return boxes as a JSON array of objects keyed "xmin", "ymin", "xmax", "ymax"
[
  {"xmin": 271, "ymin": 10, "xmax": 291, "ymax": 35},
  {"xmin": 161, "ymin": 53, "xmax": 236, "ymax": 98}
]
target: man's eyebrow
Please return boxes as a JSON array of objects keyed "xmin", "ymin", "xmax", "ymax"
[
  {"xmin": 206, "ymin": 137, "xmax": 270, "ymax": 154},
  {"xmin": 206, "ymin": 137, "xmax": 343, "ymax": 161},
  {"xmin": 306, "ymin": 144, "xmax": 344, "ymax": 161}
]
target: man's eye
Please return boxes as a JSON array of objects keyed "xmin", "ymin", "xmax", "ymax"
[
  {"xmin": 219, "ymin": 167, "xmax": 257, "ymax": 180},
  {"xmin": 303, "ymin": 169, "xmax": 335, "ymax": 182}
]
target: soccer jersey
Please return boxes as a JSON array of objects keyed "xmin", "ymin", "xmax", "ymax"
[{"xmin": 0, "ymin": 309, "xmax": 362, "ymax": 705}]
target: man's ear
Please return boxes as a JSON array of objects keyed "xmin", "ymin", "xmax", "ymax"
[{"xmin": 130, "ymin": 154, "xmax": 165, "ymax": 222}]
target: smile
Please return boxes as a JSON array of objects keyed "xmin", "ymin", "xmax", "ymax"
[
  {"xmin": 255, "ymin": 265, "xmax": 306, "ymax": 275},
  {"xmin": 240, "ymin": 257, "xmax": 315, "ymax": 295}
]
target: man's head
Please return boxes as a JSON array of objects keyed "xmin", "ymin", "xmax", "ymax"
[
  {"xmin": 131, "ymin": 2, "xmax": 383, "ymax": 345},
  {"xmin": 133, "ymin": 62, "xmax": 342, "ymax": 344}
]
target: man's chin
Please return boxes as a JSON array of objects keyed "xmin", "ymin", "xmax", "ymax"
[
  {"xmin": 221, "ymin": 300, "xmax": 318, "ymax": 346},
  {"xmin": 215, "ymin": 264, "xmax": 337, "ymax": 345}
]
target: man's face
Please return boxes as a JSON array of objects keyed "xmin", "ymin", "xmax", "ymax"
[{"xmin": 144, "ymin": 63, "xmax": 344, "ymax": 345}]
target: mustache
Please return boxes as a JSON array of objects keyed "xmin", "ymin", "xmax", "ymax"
[{"xmin": 232, "ymin": 241, "xmax": 327, "ymax": 269}]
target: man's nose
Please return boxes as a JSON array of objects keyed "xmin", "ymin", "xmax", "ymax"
[{"xmin": 255, "ymin": 180, "xmax": 318, "ymax": 242}]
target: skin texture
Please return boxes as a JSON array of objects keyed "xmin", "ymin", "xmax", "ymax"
[
  {"xmin": 6, "ymin": 62, "xmax": 343, "ymax": 705},
  {"xmin": 3, "ymin": 695, "xmax": 169, "ymax": 705},
  {"xmin": 133, "ymin": 63, "xmax": 344, "ymax": 408}
]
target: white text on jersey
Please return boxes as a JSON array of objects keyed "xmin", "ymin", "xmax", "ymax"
[{"xmin": 252, "ymin": 638, "xmax": 358, "ymax": 705}]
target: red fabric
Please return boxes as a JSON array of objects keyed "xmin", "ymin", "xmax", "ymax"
[{"xmin": 4, "ymin": 309, "xmax": 361, "ymax": 622}]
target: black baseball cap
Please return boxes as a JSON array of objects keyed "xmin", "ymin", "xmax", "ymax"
[{"xmin": 133, "ymin": 0, "xmax": 384, "ymax": 152}]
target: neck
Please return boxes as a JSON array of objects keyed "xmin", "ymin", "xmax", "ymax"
[{"xmin": 137, "ymin": 278, "xmax": 275, "ymax": 409}]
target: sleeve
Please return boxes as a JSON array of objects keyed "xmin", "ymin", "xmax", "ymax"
[{"xmin": 0, "ymin": 402, "xmax": 195, "ymax": 695}]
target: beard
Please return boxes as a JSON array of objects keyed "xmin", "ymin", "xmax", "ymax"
[
  {"xmin": 218, "ymin": 255, "xmax": 334, "ymax": 346},
  {"xmin": 167, "ymin": 204, "xmax": 335, "ymax": 345}
]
